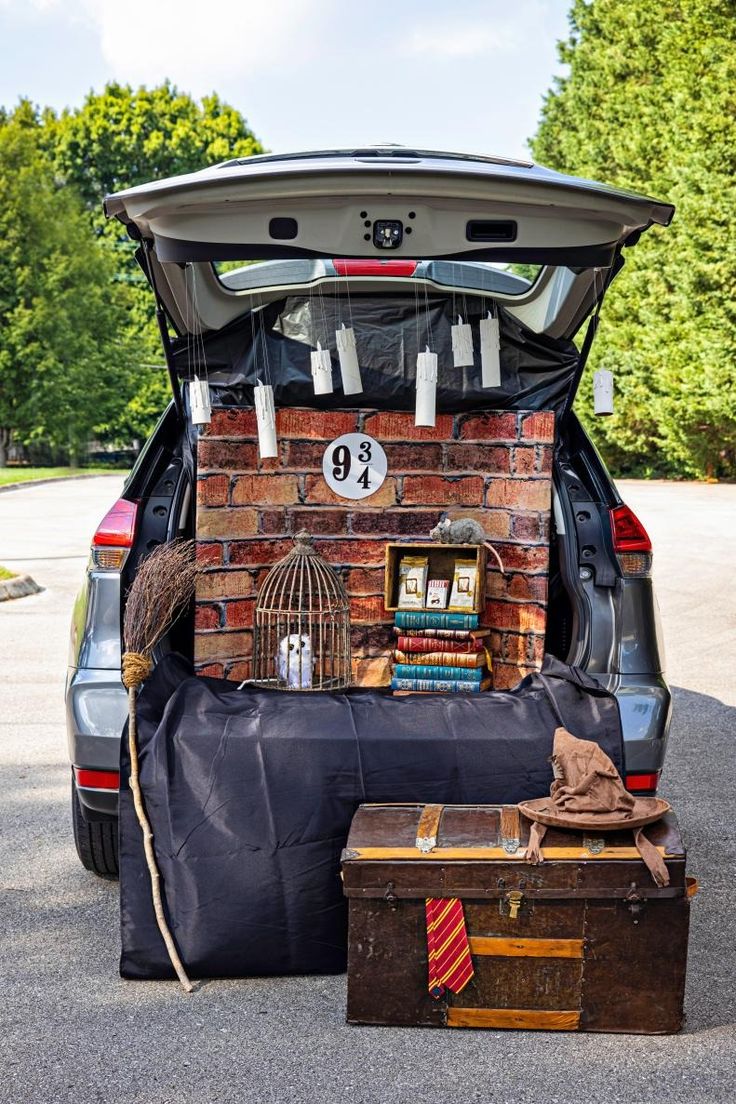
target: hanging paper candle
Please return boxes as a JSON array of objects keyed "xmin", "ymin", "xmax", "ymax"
[
  {"xmin": 480, "ymin": 312, "xmax": 501, "ymax": 388},
  {"xmin": 451, "ymin": 316, "xmax": 474, "ymax": 367},
  {"xmin": 335, "ymin": 324, "xmax": 363, "ymax": 394},
  {"xmin": 593, "ymin": 369, "xmax": 614, "ymax": 416},
  {"xmin": 415, "ymin": 346, "xmax": 438, "ymax": 428},
  {"xmin": 310, "ymin": 341, "xmax": 333, "ymax": 395},
  {"xmin": 188, "ymin": 376, "xmax": 212, "ymax": 426},
  {"xmin": 254, "ymin": 379, "xmax": 278, "ymax": 458}
]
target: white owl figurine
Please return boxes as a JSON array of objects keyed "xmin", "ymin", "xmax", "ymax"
[{"xmin": 277, "ymin": 633, "xmax": 314, "ymax": 689}]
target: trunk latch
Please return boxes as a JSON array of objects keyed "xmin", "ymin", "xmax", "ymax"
[
  {"xmin": 625, "ymin": 883, "xmax": 646, "ymax": 924},
  {"xmin": 584, "ymin": 835, "xmax": 606, "ymax": 855},
  {"xmin": 506, "ymin": 890, "xmax": 524, "ymax": 920}
]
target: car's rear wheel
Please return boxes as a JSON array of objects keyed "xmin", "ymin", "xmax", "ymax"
[{"xmin": 71, "ymin": 779, "xmax": 119, "ymax": 879}]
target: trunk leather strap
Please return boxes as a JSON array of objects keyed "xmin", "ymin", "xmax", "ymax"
[
  {"xmin": 416, "ymin": 804, "xmax": 444, "ymax": 853},
  {"xmin": 500, "ymin": 806, "xmax": 522, "ymax": 854}
]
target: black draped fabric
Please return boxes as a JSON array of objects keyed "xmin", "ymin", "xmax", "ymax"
[
  {"xmin": 170, "ymin": 294, "xmax": 579, "ymax": 415},
  {"xmin": 119, "ymin": 654, "xmax": 622, "ymax": 981}
]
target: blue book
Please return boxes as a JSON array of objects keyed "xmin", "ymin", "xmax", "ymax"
[
  {"xmin": 394, "ymin": 611, "xmax": 479, "ymax": 631},
  {"xmin": 391, "ymin": 677, "xmax": 490, "ymax": 694},
  {"xmin": 394, "ymin": 664, "xmax": 485, "ymax": 682}
]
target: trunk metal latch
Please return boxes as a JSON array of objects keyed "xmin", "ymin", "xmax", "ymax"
[
  {"xmin": 506, "ymin": 890, "xmax": 524, "ymax": 920},
  {"xmin": 625, "ymin": 883, "xmax": 646, "ymax": 924},
  {"xmin": 584, "ymin": 835, "xmax": 606, "ymax": 856}
]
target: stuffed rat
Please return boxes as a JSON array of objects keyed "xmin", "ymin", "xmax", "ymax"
[{"xmin": 429, "ymin": 516, "xmax": 505, "ymax": 574}]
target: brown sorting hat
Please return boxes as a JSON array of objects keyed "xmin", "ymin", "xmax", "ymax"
[{"xmin": 518, "ymin": 727, "xmax": 671, "ymax": 886}]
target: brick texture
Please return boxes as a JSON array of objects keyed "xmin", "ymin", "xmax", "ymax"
[{"xmin": 195, "ymin": 406, "xmax": 554, "ymax": 687}]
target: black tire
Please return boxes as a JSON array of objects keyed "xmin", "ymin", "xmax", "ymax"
[{"xmin": 71, "ymin": 779, "xmax": 119, "ymax": 879}]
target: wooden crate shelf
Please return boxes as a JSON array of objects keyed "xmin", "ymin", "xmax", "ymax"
[{"xmin": 383, "ymin": 543, "xmax": 487, "ymax": 615}]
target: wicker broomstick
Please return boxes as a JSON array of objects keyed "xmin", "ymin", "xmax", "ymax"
[{"xmin": 122, "ymin": 540, "xmax": 198, "ymax": 993}]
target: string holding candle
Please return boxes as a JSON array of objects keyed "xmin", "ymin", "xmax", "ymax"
[
  {"xmin": 413, "ymin": 262, "xmax": 439, "ymax": 427},
  {"xmin": 335, "ymin": 262, "xmax": 363, "ymax": 394},
  {"xmin": 307, "ymin": 263, "xmax": 335, "ymax": 397},
  {"xmin": 590, "ymin": 272, "xmax": 613, "ymax": 415},
  {"xmin": 249, "ymin": 295, "xmax": 280, "ymax": 460},
  {"xmin": 185, "ymin": 266, "xmax": 212, "ymax": 427}
]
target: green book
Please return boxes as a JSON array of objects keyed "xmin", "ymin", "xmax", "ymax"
[
  {"xmin": 394, "ymin": 611, "xmax": 480, "ymax": 631},
  {"xmin": 393, "ymin": 664, "xmax": 485, "ymax": 682},
  {"xmin": 391, "ymin": 677, "xmax": 490, "ymax": 693}
]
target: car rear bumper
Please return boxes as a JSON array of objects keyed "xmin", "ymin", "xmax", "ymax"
[
  {"xmin": 66, "ymin": 666, "xmax": 127, "ymax": 817},
  {"xmin": 595, "ymin": 671, "xmax": 672, "ymax": 778}
]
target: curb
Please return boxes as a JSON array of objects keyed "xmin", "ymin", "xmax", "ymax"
[
  {"xmin": 0, "ymin": 473, "xmax": 125, "ymax": 495},
  {"xmin": 0, "ymin": 574, "xmax": 43, "ymax": 602}
]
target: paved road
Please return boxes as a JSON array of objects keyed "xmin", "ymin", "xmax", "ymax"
[{"xmin": 1, "ymin": 476, "xmax": 734, "ymax": 1104}]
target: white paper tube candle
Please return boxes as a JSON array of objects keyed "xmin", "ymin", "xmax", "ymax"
[
  {"xmin": 335, "ymin": 324, "xmax": 363, "ymax": 394},
  {"xmin": 254, "ymin": 380, "xmax": 278, "ymax": 458},
  {"xmin": 593, "ymin": 368, "xmax": 614, "ymax": 415},
  {"xmin": 188, "ymin": 377, "xmax": 211, "ymax": 426},
  {"xmin": 451, "ymin": 316, "xmax": 474, "ymax": 367},
  {"xmin": 310, "ymin": 341, "xmax": 333, "ymax": 395},
  {"xmin": 415, "ymin": 346, "xmax": 438, "ymax": 428},
  {"xmin": 480, "ymin": 312, "xmax": 501, "ymax": 388}
]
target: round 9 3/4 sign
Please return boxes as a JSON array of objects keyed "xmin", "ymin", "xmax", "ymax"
[{"xmin": 322, "ymin": 433, "xmax": 388, "ymax": 500}]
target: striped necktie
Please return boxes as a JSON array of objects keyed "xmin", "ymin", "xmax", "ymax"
[{"xmin": 426, "ymin": 897, "xmax": 474, "ymax": 999}]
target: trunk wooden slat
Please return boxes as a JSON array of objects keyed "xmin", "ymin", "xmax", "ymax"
[{"xmin": 342, "ymin": 803, "xmax": 692, "ymax": 1034}]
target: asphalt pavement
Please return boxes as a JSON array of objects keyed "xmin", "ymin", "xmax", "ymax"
[{"xmin": 0, "ymin": 476, "xmax": 734, "ymax": 1104}]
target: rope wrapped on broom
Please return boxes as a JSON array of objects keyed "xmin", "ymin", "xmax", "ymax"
[{"xmin": 122, "ymin": 540, "xmax": 198, "ymax": 993}]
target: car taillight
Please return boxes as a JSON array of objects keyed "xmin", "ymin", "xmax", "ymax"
[
  {"xmin": 625, "ymin": 771, "xmax": 660, "ymax": 794},
  {"xmin": 610, "ymin": 504, "xmax": 652, "ymax": 577},
  {"xmin": 75, "ymin": 768, "xmax": 120, "ymax": 791},
  {"xmin": 333, "ymin": 259, "xmax": 418, "ymax": 277},
  {"xmin": 91, "ymin": 498, "xmax": 138, "ymax": 571}
]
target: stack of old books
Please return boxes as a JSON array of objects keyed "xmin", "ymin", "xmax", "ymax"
[{"xmin": 390, "ymin": 610, "xmax": 492, "ymax": 694}]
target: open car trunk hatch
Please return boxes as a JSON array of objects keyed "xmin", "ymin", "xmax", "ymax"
[
  {"xmin": 105, "ymin": 147, "xmax": 673, "ymax": 345},
  {"xmin": 105, "ymin": 146, "xmax": 673, "ymax": 267},
  {"xmin": 106, "ymin": 148, "xmax": 674, "ymax": 413}
]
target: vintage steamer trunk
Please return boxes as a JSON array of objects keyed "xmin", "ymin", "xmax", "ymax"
[{"xmin": 342, "ymin": 804, "xmax": 695, "ymax": 1033}]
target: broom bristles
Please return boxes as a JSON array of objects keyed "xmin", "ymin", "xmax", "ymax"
[{"xmin": 123, "ymin": 539, "xmax": 198, "ymax": 658}]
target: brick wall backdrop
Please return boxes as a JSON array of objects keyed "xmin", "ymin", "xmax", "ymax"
[{"xmin": 194, "ymin": 408, "xmax": 555, "ymax": 689}]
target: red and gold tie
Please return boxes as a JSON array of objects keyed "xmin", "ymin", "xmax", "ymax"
[{"xmin": 425, "ymin": 897, "xmax": 474, "ymax": 999}]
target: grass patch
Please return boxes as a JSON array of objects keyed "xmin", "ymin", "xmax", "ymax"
[
  {"xmin": 0, "ymin": 466, "xmax": 128, "ymax": 487},
  {"xmin": 0, "ymin": 565, "xmax": 17, "ymax": 580}
]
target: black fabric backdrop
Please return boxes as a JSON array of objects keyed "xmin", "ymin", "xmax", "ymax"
[
  {"xmin": 119, "ymin": 654, "xmax": 623, "ymax": 981},
  {"xmin": 171, "ymin": 294, "xmax": 579, "ymax": 415}
]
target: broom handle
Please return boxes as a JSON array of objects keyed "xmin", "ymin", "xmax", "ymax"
[{"xmin": 127, "ymin": 686, "xmax": 193, "ymax": 993}]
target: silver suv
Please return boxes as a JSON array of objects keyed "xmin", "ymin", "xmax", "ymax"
[{"xmin": 66, "ymin": 147, "xmax": 673, "ymax": 876}]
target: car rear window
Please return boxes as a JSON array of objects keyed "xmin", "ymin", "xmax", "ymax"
[{"xmin": 212, "ymin": 259, "xmax": 543, "ymax": 296}]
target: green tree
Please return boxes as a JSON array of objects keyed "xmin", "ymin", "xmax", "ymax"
[
  {"xmin": 47, "ymin": 82, "xmax": 265, "ymax": 443},
  {"xmin": 531, "ymin": 0, "xmax": 736, "ymax": 478},
  {"xmin": 0, "ymin": 105, "xmax": 139, "ymax": 465},
  {"xmin": 50, "ymin": 81, "xmax": 263, "ymax": 209}
]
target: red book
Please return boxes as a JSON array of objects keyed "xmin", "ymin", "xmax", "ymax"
[{"xmin": 395, "ymin": 634, "xmax": 488, "ymax": 654}]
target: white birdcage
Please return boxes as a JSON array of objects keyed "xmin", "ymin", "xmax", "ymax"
[{"xmin": 252, "ymin": 530, "xmax": 352, "ymax": 690}]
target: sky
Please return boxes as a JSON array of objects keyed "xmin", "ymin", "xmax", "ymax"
[{"xmin": 0, "ymin": 0, "xmax": 571, "ymax": 160}]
